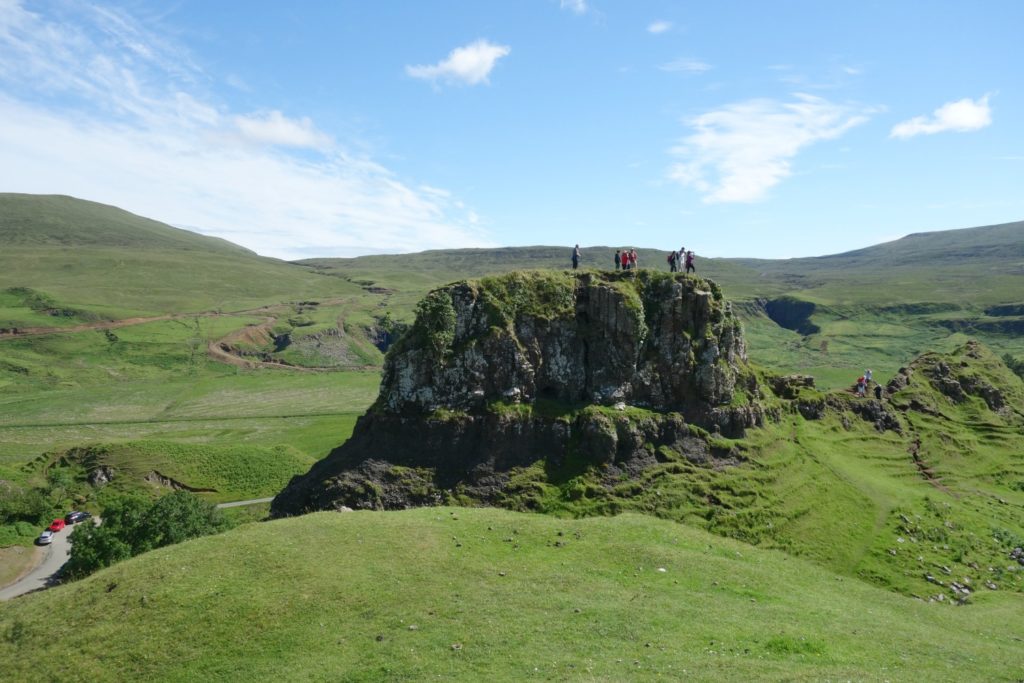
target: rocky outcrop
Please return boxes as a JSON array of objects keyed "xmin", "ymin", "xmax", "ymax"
[
  {"xmin": 379, "ymin": 271, "xmax": 749, "ymax": 416},
  {"xmin": 272, "ymin": 271, "xmax": 763, "ymax": 516}
]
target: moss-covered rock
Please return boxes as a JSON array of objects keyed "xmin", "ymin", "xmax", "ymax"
[{"xmin": 273, "ymin": 270, "xmax": 764, "ymax": 515}]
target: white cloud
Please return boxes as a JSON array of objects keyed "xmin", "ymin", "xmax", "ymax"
[
  {"xmin": 234, "ymin": 111, "xmax": 331, "ymax": 149},
  {"xmin": 660, "ymin": 59, "xmax": 711, "ymax": 74},
  {"xmin": 0, "ymin": 0, "xmax": 491, "ymax": 259},
  {"xmin": 406, "ymin": 39, "xmax": 510, "ymax": 86},
  {"xmin": 668, "ymin": 94, "xmax": 871, "ymax": 203},
  {"xmin": 890, "ymin": 95, "xmax": 992, "ymax": 139},
  {"xmin": 647, "ymin": 20, "xmax": 672, "ymax": 34},
  {"xmin": 560, "ymin": 0, "xmax": 588, "ymax": 14}
]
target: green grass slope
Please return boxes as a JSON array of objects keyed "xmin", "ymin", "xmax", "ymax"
[
  {"xmin": 0, "ymin": 194, "xmax": 363, "ymax": 322},
  {"xmin": 3, "ymin": 508, "xmax": 1022, "ymax": 682},
  {"xmin": 0, "ymin": 194, "xmax": 255, "ymax": 254},
  {"xmin": 436, "ymin": 342, "xmax": 1024, "ymax": 601}
]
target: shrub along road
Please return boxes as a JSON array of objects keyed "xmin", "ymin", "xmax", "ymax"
[{"xmin": 0, "ymin": 497, "xmax": 272, "ymax": 601}]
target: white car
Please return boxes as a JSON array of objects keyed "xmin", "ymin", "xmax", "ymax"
[{"xmin": 37, "ymin": 530, "xmax": 54, "ymax": 545}]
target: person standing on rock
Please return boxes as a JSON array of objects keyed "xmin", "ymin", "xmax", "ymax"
[
  {"xmin": 572, "ymin": 244, "xmax": 581, "ymax": 270},
  {"xmin": 874, "ymin": 383, "xmax": 883, "ymax": 400},
  {"xmin": 685, "ymin": 250, "xmax": 695, "ymax": 274},
  {"xmin": 668, "ymin": 250, "xmax": 677, "ymax": 272},
  {"xmin": 630, "ymin": 249, "xmax": 638, "ymax": 270},
  {"xmin": 614, "ymin": 249, "xmax": 621, "ymax": 270}
]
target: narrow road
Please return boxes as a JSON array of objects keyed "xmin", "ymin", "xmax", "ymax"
[
  {"xmin": 0, "ymin": 527, "xmax": 75, "ymax": 601},
  {"xmin": 0, "ymin": 498, "xmax": 274, "ymax": 600},
  {"xmin": 215, "ymin": 497, "xmax": 275, "ymax": 509}
]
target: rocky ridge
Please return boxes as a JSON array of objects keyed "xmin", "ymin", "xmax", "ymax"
[{"xmin": 272, "ymin": 271, "xmax": 766, "ymax": 515}]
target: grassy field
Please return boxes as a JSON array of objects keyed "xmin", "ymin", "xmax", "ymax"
[{"xmin": 2, "ymin": 507, "xmax": 1022, "ymax": 682}]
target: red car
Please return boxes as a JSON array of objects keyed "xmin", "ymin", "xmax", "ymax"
[{"xmin": 48, "ymin": 518, "xmax": 66, "ymax": 532}]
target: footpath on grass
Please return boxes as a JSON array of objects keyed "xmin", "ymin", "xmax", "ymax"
[{"xmin": 0, "ymin": 498, "xmax": 271, "ymax": 601}]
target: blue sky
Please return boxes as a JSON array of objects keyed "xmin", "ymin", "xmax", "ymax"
[{"xmin": 0, "ymin": 0, "xmax": 1021, "ymax": 260}]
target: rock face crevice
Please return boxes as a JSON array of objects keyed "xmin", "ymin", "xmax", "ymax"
[{"xmin": 273, "ymin": 271, "xmax": 762, "ymax": 516}]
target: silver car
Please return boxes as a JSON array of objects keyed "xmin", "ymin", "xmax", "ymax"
[{"xmin": 37, "ymin": 530, "xmax": 54, "ymax": 545}]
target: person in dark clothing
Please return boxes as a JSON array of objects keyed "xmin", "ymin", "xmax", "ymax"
[
  {"xmin": 668, "ymin": 250, "xmax": 677, "ymax": 272},
  {"xmin": 572, "ymin": 244, "xmax": 581, "ymax": 270},
  {"xmin": 614, "ymin": 250, "xmax": 621, "ymax": 270},
  {"xmin": 684, "ymin": 250, "xmax": 695, "ymax": 273},
  {"xmin": 874, "ymin": 383, "xmax": 883, "ymax": 400}
]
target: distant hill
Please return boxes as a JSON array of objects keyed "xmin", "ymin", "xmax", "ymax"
[
  {"xmin": 300, "ymin": 220, "xmax": 1024, "ymax": 389},
  {"xmin": 0, "ymin": 194, "xmax": 360, "ymax": 322},
  {"xmin": 302, "ymin": 219, "xmax": 1024, "ymax": 306},
  {"xmin": 0, "ymin": 194, "xmax": 255, "ymax": 256},
  {"xmin": 2, "ymin": 193, "xmax": 1022, "ymax": 386}
]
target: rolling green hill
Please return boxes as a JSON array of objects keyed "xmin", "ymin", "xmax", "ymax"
[
  {"xmin": 0, "ymin": 193, "xmax": 256, "ymax": 254},
  {"xmin": 0, "ymin": 194, "xmax": 363, "ymax": 323},
  {"xmin": 2, "ymin": 508, "xmax": 1022, "ymax": 682}
]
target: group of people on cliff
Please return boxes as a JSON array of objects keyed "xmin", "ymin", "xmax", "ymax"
[
  {"xmin": 855, "ymin": 369, "xmax": 883, "ymax": 399},
  {"xmin": 615, "ymin": 248, "xmax": 639, "ymax": 271},
  {"xmin": 668, "ymin": 248, "xmax": 695, "ymax": 274},
  {"xmin": 586, "ymin": 247, "xmax": 695, "ymax": 273},
  {"xmin": 571, "ymin": 245, "xmax": 696, "ymax": 273}
]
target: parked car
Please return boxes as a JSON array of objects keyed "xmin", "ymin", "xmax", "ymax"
[
  {"xmin": 48, "ymin": 518, "xmax": 66, "ymax": 532},
  {"xmin": 65, "ymin": 511, "xmax": 92, "ymax": 524},
  {"xmin": 37, "ymin": 530, "xmax": 54, "ymax": 545}
]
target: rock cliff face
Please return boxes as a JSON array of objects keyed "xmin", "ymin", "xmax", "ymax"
[{"xmin": 272, "ymin": 271, "xmax": 764, "ymax": 516}]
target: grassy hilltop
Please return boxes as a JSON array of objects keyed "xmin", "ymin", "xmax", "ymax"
[{"xmin": 3, "ymin": 508, "xmax": 1023, "ymax": 682}]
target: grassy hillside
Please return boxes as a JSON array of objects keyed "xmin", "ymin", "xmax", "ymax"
[
  {"xmin": 2, "ymin": 508, "xmax": 1023, "ymax": 682},
  {"xmin": 0, "ymin": 194, "xmax": 364, "ymax": 322}
]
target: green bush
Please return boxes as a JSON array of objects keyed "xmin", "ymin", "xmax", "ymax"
[{"xmin": 65, "ymin": 491, "xmax": 227, "ymax": 579}]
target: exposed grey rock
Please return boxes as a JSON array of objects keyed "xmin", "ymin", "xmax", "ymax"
[{"xmin": 272, "ymin": 271, "xmax": 763, "ymax": 516}]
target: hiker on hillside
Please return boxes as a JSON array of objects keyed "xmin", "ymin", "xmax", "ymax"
[
  {"xmin": 668, "ymin": 250, "xmax": 677, "ymax": 272},
  {"xmin": 684, "ymin": 250, "xmax": 695, "ymax": 273},
  {"xmin": 572, "ymin": 244, "xmax": 581, "ymax": 271},
  {"xmin": 632, "ymin": 249, "xmax": 639, "ymax": 269},
  {"xmin": 614, "ymin": 250, "xmax": 621, "ymax": 270},
  {"xmin": 865, "ymin": 368, "xmax": 873, "ymax": 383},
  {"xmin": 856, "ymin": 375, "xmax": 866, "ymax": 397},
  {"xmin": 874, "ymin": 383, "xmax": 883, "ymax": 400}
]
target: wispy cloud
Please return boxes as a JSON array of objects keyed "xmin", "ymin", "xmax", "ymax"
[
  {"xmin": 890, "ymin": 95, "xmax": 992, "ymax": 139},
  {"xmin": 668, "ymin": 94, "xmax": 871, "ymax": 203},
  {"xmin": 659, "ymin": 59, "xmax": 711, "ymax": 74},
  {"xmin": 647, "ymin": 20, "xmax": 672, "ymax": 34},
  {"xmin": 234, "ymin": 111, "xmax": 331, "ymax": 149},
  {"xmin": 406, "ymin": 39, "xmax": 510, "ymax": 87},
  {"xmin": 560, "ymin": 0, "xmax": 588, "ymax": 15},
  {"xmin": 0, "ymin": 1, "xmax": 490, "ymax": 259}
]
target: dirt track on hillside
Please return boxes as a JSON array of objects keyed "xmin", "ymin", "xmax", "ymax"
[
  {"xmin": 1, "ymin": 297, "xmax": 379, "ymax": 372},
  {"xmin": 0, "ymin": 297, "xmax": 359, "ymax": 339}
]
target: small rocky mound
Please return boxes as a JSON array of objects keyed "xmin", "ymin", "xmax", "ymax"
[
  {"xmin": 273, "ymin": 271, "xmax": 765, "ymax": 516},
  {"xmin": 894, "ymin": 340, "xmax": 1024, "ymax": 419}
]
